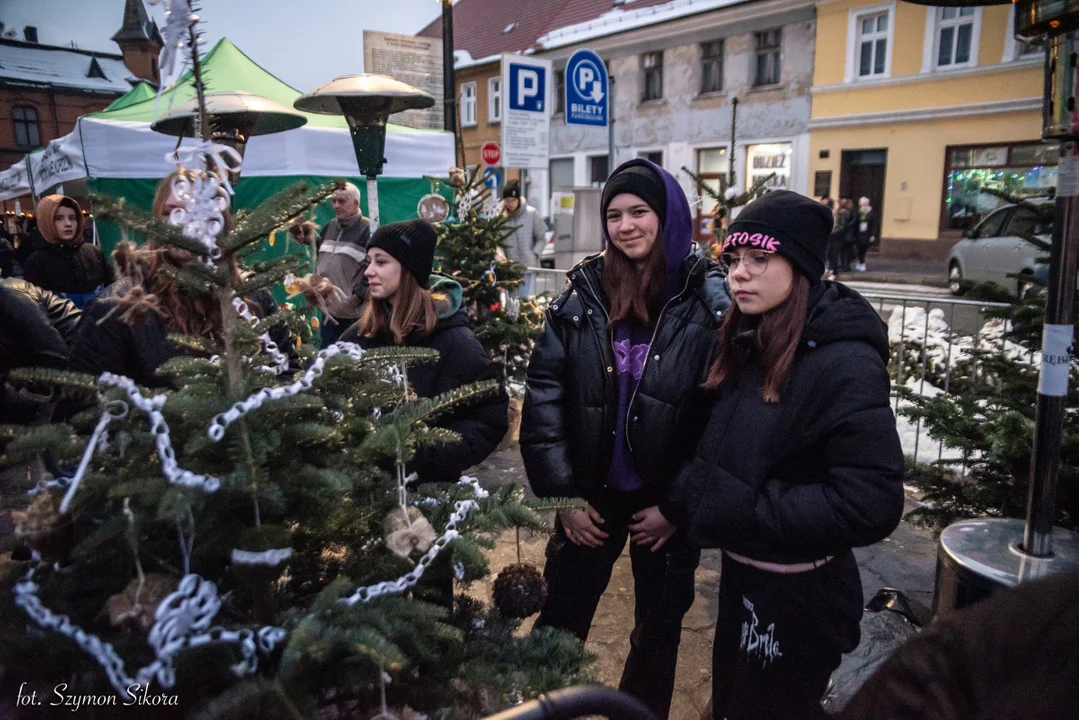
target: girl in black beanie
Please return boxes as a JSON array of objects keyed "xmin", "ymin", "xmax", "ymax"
[
  {"xmin": 341, "ymin": 219, "xmax": 508, "ymax": 486},
  {"xmin": 668, "ymin": 190, "xmax": 905, "ymax": 719}
]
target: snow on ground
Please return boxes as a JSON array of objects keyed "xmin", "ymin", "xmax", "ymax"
[{"xmin": 894, "ymin": 377, "xmax": 965, "ymax": 466}]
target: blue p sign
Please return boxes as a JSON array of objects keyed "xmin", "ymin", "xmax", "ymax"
[
  {"xmin": 565, "ymin": 49, "xmax": 608, "ymax": 127},
  {"xmin": 509, "ymin": 63, "xmax": 546, "ymax": 112}
]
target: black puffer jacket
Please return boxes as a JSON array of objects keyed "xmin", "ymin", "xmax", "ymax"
[
  {"xmin": 520, "ymin": 252, "xmax": 730, "ymax": 509},
  {"xmin": 669, "ymin": 282, "xmax": 905, "ymax": 564},
  {"xmin": 66, "ymin": 281, "xmax": 290, "ymax": 389},
  {"xmin": 0, "ymin": 278, "xmax": 82, "ymax": 423},
  {"xmin": 23, "ymin": 241, "xmax": 114, "ymax": 298},
  {"xmin": 340, "ymin": 277, "xmax": 509, "ymax": 484}
]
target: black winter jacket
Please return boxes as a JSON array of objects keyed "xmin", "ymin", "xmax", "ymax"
[
  {"xmin": 520, "ymin": 252, "xmax": 730, "ymax": 510},
  {"xmin": 66, "ymin": 281, "xmax": 289, "ymax": 389},
  {"xmin": 668, "ymin": 282, "xmax": 905, "ymax": 564},
  {"xmin": 340, "ymin": 285, "xmax": 509, "ymax": 485},
  {"xmin": 23, "ymin": 241, "xmax": 114, "ymax": 297},
  {"xmin": 0, "ymin": 278, "xmax": 82, "ymax": 423}
]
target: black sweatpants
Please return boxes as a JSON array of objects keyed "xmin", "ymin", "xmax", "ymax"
[
  {"xmin": 711, "ymin": 550, "xmax": 863, "ymax": 720},
  {"xmin": 534, "ymin": 489, "xmax": 701, "ymax": 720}
]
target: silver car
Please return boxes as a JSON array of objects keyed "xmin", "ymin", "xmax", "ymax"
[{"xmin": 948, "ymin": 200, "xmax": 1052, "ymax": 297}]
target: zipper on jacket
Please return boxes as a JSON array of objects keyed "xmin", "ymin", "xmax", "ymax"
[
  {"xmin": 572, "ymin": 265, "xmax": 618, "ymax": 457},
  {"xmin": 624, "ymin": 256, "xmax": 701, "ymax": 452}
]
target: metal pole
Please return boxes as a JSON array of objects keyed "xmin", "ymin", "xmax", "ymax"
[
  {"xmin": 729, "ymin": 96, "xmax": 738, "ymax": 191},
  {"xmin": 1023, "ymin": 32, "xmax": 1079, "ymax": 557},
  {"xmin": 607, "ymin": 76, "xmax": 615, "ymax": 176},
  {"xmin": 366, "ymin": 176, "xmax": 380, "ymax": 232},
  {"xmin": 441, "ymin": 1, "xmax": 455, "ymax": 133},
  {"xmin": 1024, "ymin": 142, "xmax": 1079, "ymax": 556}
]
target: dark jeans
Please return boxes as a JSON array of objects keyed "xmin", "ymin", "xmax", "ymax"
[
  {"xmin": 711, "ymin": 550, "xmax": 863, "ymax": 720},
  {"xmin": 826, "ymin": 238, "xmax": 844, "ymax": 276},
  {"xmin": 534, "ymin": 489, "xmax": 700, "ymax": 720},
  {"xmin": 856, "ymin": 242, "xmax": 871, "ymax": 265}
]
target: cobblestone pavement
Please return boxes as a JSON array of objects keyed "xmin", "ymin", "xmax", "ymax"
[{"xmin": 467, "ymin": 447, "xmax": 938, "ymax": 719}]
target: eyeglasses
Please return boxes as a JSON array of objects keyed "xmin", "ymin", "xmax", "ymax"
[{"xmin": 720, "ymin": 250, "xmax": 772, "ymax": 277}]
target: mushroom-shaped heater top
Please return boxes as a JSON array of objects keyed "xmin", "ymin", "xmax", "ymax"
[
  {"xmin": 294, "ymin": 74, "xmax": 434, "ymax": 178},
  {"xmin": 151, "ymin": 91, "xmax": 308, "ymax": 154}
]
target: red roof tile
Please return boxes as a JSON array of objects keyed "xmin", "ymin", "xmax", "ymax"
[{"xmin": 417, "ymin": 0, "xmax": 677, "ymax": 61}]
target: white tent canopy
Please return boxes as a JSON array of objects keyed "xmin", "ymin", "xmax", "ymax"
[
  {"xmin": 28, "ymin": 133, "xmax": 86, "ymax": 195},
  {"xmin": 76, "ymin": 116, "xmax": 452, "ymax": 181},
  {"xmin": 0, "ymin": 157, "xmax": 32, "ymax": 202}
]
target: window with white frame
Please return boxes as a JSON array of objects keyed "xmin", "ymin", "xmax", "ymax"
[
  {"xmin": 461, "ymin": 82, "xmax": 477, "ymax": 127},
  {"xmin": 856, "ymin": 11, "xmax": 890, "ymax": 78},
  {"xmin": 935, "ymin": 6, "xmax": 978, "ymax": 68},
  {"xmin": 488, "ymin": 77, "xmax": 502, "ymax": 124}
]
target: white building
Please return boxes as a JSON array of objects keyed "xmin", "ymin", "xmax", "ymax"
[{"xmin": 538, "ymin": 0, "xmax": 816, "ymax": 244}]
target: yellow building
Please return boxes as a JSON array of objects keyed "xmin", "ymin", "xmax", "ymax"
[{"xmin": 809, "ymin": 0, "xmax": 1051, "ymax": 257}]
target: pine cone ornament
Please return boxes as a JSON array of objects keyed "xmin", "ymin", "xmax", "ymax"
[
  {"xmin": 15, "ymin": 492, "xmax": 74, "ymax": 562},
  {"xmin": 492, "ymin": 563, "xmax": 547, "ymax": 619}
]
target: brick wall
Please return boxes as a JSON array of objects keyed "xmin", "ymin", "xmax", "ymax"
[{"xmin": 0, "ymin": 85, "xmax": 121, "ymax": 169}]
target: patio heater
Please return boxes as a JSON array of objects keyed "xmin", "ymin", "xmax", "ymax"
[
  {"xmin": 901, "ymin": 0, "xmax": 1079, "ymax": 616},
  {"xmin": 150, "ymin": 91, "xmax": 307, "ymax": 184},
  {"xmin": 293, "ymin": 75, "xmax": 435, "ymax": 231}
]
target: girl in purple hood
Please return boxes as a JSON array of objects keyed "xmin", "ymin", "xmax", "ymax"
[{"xmin": 521, "ymin": 159, "xmax": 730, "ymax": 718}]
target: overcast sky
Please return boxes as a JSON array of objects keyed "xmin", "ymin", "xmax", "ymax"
[{"xmin": 1, "ymin": 0, "xmax": 445, "ymax": 91}]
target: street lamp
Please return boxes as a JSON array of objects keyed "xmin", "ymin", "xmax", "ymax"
[
  {"xmin": 294, "ymin": 75, "xmax": 434, "ymax": 231},
  {"xmin": 901, "ymin": 0, "xmax": 1079, "ymax": 616},
  {"xmin": 151, "ymin": 91, "xmax": 307, "ymax": 183}
]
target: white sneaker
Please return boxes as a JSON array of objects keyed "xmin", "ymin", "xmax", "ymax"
[{"xmin": 856, "ymin": 263, "xmax": 867, "ymax": 272}]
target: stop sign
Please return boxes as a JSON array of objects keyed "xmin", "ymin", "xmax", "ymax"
[{"xmin": 481, "ymin": 142, "xmax": 501, "ymax": 166}]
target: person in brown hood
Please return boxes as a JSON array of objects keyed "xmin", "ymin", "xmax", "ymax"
[{"xmin": 22, "ymin": 195, "xmax": 113, "ymax": 309}]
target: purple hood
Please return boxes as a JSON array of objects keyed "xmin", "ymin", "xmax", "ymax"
[{"xmin": 601, "ymin": 158, "xmax": 694, "ymax": 296}]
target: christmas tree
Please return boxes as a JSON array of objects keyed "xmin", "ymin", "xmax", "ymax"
[
  {"xmin": 681, "ymin": 165, "xmax": 775, "ymax": 259},
  {"xmin": 897, "ymin": 189, "xmax": 1079, "ymax": 532},
  {"xmin": 0, "ymin": 15, "xmax": 588, "ymax": 719},
  {"xmin": 432, "ymin": 167, "xmax": 545, "ymax": 384}
]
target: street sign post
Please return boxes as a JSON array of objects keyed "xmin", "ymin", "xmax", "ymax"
[
  {"xmin": 481, "ymin": 141, "xmax": 501, "ymax": 166},
  {"xmin": 500, "ymin": 54, "xmax": 552, "ymax": 169},
  {"xmin": 565, "ymin": 49, "xmax": 608, "ymax": 127}
]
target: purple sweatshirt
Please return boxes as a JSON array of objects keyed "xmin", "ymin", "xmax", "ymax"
[{"xmin": 604, "ymin": 159, "xmax": 694, "ymax": 492}]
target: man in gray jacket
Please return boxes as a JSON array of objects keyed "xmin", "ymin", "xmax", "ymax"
[
  {"xmin": 500, "ymin": 180, "xmax": 547, "ymax": 297},
  {"xmin": 315, "ymin": 182, "xmax": 370, "ymax": 346}
]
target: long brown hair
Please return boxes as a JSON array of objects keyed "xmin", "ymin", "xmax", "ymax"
[
  {"xmin": 602, "ymin": 227, "xmax": 667, "ymax": 326},
  {"xmin": 703, "ymin": 273, "xmax": 811, "ymax": 402},
  {"xmin": 111, "ymin": 169, "xmax": 238, "ymax": 338},
  {"xmin": 357, "ymin": 271, "xmax": 442, "ymax": 345}
]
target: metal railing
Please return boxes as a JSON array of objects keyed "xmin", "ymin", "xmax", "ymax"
[
  {"xmin": 526, "ymin": 266, "xmax": 571, "ymax": 296},
  {"xmin": 861, "ymin": 292, "xmax": 1021, "ymax": 465},
  {"xmin": 525, "ymin": 268, "xmax": 1026, "ymax": 466}
]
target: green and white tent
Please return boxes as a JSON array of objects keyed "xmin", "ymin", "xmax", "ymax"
[{"xmin": 33, "ymin": 39, "xmax": 453, "ymax": 255}]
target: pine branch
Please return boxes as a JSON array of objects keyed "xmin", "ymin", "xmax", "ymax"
[
  {"xmin": 979, "ymin": 186, "xmax": 1053, "ymax": 216},
  {"xmin": 225, "ymin": 181, "xmax": 337, "ymax": 252},
  {"xmin": 90, "ymin": 195, "xmax": 212, "ymax": 256},
  {"xmin": 234, "ymin": 255, "xmax": 306, "ymax": 296}
]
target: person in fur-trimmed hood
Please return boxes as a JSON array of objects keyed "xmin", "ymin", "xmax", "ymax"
[
  {"xmin": 668, "ymin": 189, "xmax": 905, "ymax": 720},
  {"xmin": 520, "ymin": 158, "xmax": 730, "ymax": 719}
]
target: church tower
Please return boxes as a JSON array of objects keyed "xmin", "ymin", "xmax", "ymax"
[{"xmin": 112, "ymin": 0, "xmax": 164, "ymax": 85}]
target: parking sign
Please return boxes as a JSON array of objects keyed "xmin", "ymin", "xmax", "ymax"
[
  {"xmin": 565, "ymin": 49, "xmax": 608, "ymax": 127},
  {"xmin": 501, "ymin": 54, "xmax": 552, "ymax": 169}
]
